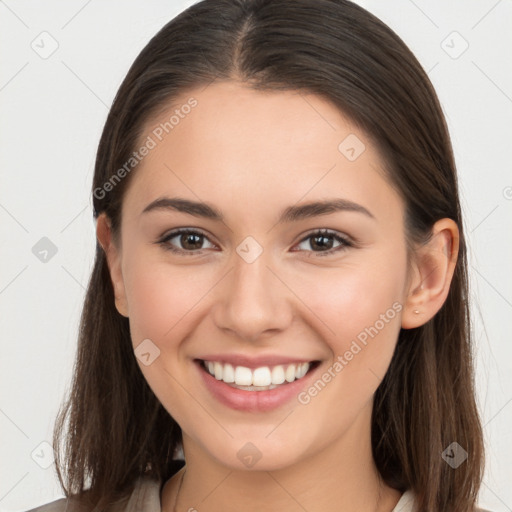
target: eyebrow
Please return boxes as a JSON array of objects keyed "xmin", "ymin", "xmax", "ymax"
[{"xmin": 141, "ymin": 196, "xmax": 375, "ymax": 223}]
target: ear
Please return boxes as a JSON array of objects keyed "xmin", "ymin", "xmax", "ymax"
[
  {"xmin": 401, "ymin": 218, "xmax": 459, "ymax": 329},
  {"xmin": 96, "ymin": 213, "xmax": 129, "ymax": 317}
]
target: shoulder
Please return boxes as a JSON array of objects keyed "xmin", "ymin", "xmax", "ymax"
[
  {"xmin": 391, "ymin": 490, "xmax": 495, "ymax": 512},
  {"xmin": 23, "ymin": 496, "xmax": 90, "ymax": 512},
  {"xmin": 22, "ymin": 476, "xmax": 162, "ymax": 512},
  {"xmin": 23, "ymin": 460, "xmax": 185, "ymax": 512}
]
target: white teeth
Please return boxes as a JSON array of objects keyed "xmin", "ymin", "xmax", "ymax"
[
  {"xmin": 202, "ymin": 360, "xmax": 312, "ymax": 388},
  {"xmin": 285, "ymin": 364, "xmax": 296, "ymax": 383},
  {"xmin": 214, "ymin": 361, "xmax": 223, "ymax": 380},
  {"xmin": 252, "ymin": 367, "xmax": 272, "ymax": 387},
  {"xmin": 234, "ymin": 366, "xmax": 253, "ymax": 386},
  {"xmin": 296, "ymin": 362, "xmax": 308, "ymax": 379},
  {"xmin": 223, "ymin": 363, "xmax": 235, "ymax": 383},
  {"xmin": 271, "ymin": 365, "xmax": 285, "ymax": 385}
]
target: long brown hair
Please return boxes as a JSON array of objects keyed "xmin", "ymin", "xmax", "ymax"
[{"xmin": 53, "ymin": 0, "xmax": 485, "ymax": 510}]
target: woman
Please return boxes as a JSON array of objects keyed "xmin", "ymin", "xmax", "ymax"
[{"xmin": 26, "ymin": 0, "xmax": 490, "ymax": 510}]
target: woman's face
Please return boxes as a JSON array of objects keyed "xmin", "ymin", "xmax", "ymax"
[{"xmin": 108, "ymin": 81, "xmax": 411, "ymax": 470}]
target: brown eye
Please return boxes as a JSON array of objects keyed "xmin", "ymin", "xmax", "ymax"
[
  {"xmin": 294, "ymin": 229, "xmax": 352, "ymax": 256},
  {"xmin": 158, "ymin": 228, "xmax": 216, "ymax": 255},
  {"xmin": 310, "ymin": 233, "xmax": 335, "ymax": 251},
  {"xmin": 179, "ymin": 232, "xmax": 204, "ymax": 250}
]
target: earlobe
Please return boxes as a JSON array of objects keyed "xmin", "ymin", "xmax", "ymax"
[
  {"xmin": 96, "ymin": 213, "xmax": 129, "ymax": 318},
  {"xmin": 401, "ymin": 218, "xmax": 459, "ymax": 329}
]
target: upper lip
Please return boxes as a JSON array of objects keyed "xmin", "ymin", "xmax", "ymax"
[{"xmin": 195, "ymin": 354, "xmax": 319, "ymax": 369}]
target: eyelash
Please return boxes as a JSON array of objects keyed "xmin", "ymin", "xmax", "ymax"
[{"xmin": 156, "ymin": 228, "xmax": 354, "ymax": 257}]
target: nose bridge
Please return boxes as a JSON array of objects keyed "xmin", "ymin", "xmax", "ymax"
[{"xmin": 213, "ymin": 239, "xmax": 292, "ymax": 341}]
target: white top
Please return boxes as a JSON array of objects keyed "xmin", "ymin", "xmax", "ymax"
[
  {"xmin": 392, "ymin": 489, "xmax": 415, "ymax": 511},
  {"xmin": 24, "ymin": 476, "xmax": 491, "ymax": 511}
]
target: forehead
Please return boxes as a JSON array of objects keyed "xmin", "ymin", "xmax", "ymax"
[{"xmin": 122, "ymin": 81, "xmax": 403, "ymax": 225}]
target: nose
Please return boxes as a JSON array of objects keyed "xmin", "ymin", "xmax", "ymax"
[{"xmin": 212, "ymin": 247, "xmax": 294, "ymax": 343}]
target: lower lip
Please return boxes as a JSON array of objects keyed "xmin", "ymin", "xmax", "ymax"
[{"xmin": 195, "ymin": 360, "xmax": 319, "ymax": 412}]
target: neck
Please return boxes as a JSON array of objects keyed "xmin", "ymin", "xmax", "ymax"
[{"xmin": 162, "ymin": 404, "xmax": 402, "ymax": 512}]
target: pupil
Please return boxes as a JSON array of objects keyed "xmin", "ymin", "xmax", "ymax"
[
  {"xmin": 182, "ymin": 233, "xmax": 202, "ymax": 250},
  {"xmin": 311, "ymin": 235, "xmax": 333, "ymax": 251}
]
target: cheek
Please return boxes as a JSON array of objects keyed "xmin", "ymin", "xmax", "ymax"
[
  {"xmin": 299, "ymin": 255, "xmax": 404, "ymax": 330},
  {"xmin": 122, "ymin": 254, "xmax": 216, "ymax": 347},
  {"xmin": 329, "ymin": 271, "xmax": 403, "ymax": 342},
  {"xmin": 122, "ymin": 257, "xmax": 213, "ymax": 420},
  {"xmin": 290, "ymin": 263, "xmax": 405, "ymax": 426},
  {"xmin": 292, "ymin": 252, "xmax": 406, "ymax": 376}
]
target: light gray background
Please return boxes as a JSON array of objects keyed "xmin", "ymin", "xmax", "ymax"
[{"xmin": 1, "ymin": 1, "xmax": 511, "ymax": 511}]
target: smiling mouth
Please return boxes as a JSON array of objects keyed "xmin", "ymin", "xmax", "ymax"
[{"xmin": 197, "ymin": 359, "xmax": 321, "ymax": 391}]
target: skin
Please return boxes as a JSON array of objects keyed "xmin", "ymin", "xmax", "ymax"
[{"xmin": 97, "ymin": 81, "xmax": 459, "ymax": 512}]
